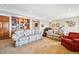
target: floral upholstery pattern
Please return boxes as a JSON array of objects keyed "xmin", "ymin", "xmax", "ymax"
[{"xmin": 12, "ymin": 29, "xmax": 42, "ymax": 47}]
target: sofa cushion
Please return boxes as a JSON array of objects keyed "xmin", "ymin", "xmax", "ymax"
[
  {"xmin": 12, "ymin": 33, "xmax": 19, "ymax": 41},
  {"xmin": 24, "ymin": 30, "xmax": 31, "ymax": 36},
  {"xmin": 14, "ymin": 30, "xmax": 25, "ymax": 37},
  {"xmin": 31, "ymin": 29, "xmax": 35, "ymax": 35}
]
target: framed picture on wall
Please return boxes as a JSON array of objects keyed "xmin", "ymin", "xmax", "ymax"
[
  {"xmin": 56, "ymin": 23, "xmax": 60, "ymax": 27},
  {"xmin": 66, "ymin": 20, "xmax": 76, "ymax": 27},
  {"xmin": 35, "ymin": 23, "xmax": 38, "ymax": 27},
  {"xmin": 52, "ymin": 23, "xmax": 55, "ymax": 27},
  {"xmin": 32, "ymin": 20, "xmax": 40, "ymax": 29}
]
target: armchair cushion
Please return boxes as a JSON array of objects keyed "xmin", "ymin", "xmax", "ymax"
[{"xmin": 73, "ymin": 39, "xmax": 79, "ymax": 43}]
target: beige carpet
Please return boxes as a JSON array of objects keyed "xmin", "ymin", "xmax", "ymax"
[{"xmin": 0, "ymin": 37, "xmax": 79, "ymax": 54}]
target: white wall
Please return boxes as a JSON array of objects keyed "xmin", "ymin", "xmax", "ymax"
[
  {"xmin": 49, "ymin": 20, "xmax": 64, "ymax": 30},
  {"xmin": 40, "ymin": 20, "xmax": 49, "ymax": 32},
  {"xmin": 30, "ymin": 18, "xmax": 49, "ymax": 32},
  {"xmin": 63, "ymin": 16, "xmax": 79, "ymax": 34},
  {"xmin": 49, "ymin": 16, "xmax": 79, "ymax": 35}
]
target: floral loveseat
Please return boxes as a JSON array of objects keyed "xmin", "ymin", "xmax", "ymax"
[{"xmin": 12, "ymin": 29, "xmax": 42, "ymax": 47}]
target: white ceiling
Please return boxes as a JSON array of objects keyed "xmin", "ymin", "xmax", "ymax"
[{"xmin": 0, "ymin": 4, "xmax": 79, "ymax": 21}]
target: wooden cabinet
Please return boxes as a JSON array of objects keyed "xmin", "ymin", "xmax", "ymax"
[{"xmin": 0, "ymin": 16, "xmax": 9, "ymax": 40}]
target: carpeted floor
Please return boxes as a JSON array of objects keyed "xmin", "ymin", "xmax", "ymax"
[{"xmin": 0, "ymin": 37, "xmax": 79, "ymax": 54}]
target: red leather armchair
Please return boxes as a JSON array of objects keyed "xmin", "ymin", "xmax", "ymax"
[{"xmin": 61, "ymin": 32, "xmax": 79, "ymax": 51}]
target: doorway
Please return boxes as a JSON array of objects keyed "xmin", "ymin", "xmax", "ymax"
[{"xmin": 0, "ymin": 15, "xmax": 9, "ymax": 40}]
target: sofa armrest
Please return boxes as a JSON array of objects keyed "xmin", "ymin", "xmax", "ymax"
[
  {"xmin": 61, "ymin": 36, "xmax": 73, "ymax": 43},
  {"xmin": 73, "ymin": 39, "xmax": 79, "ymax": 43},
  {"xmin": 61, "ymin": 36, "xmax": 69, "ymax": 40},
  {"xmin": 63, "ymin": 35, "xmax": 69, "ymax": 38}
]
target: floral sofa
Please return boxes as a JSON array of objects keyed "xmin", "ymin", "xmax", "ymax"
[{"xmin": 12, "ymin": 29, "xmax": 42, "ymax": 47}]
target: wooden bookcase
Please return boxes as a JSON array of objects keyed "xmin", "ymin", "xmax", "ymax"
[{"xmin": 11, "ymin": 16, "xmax": 30, "ymax": 34}]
